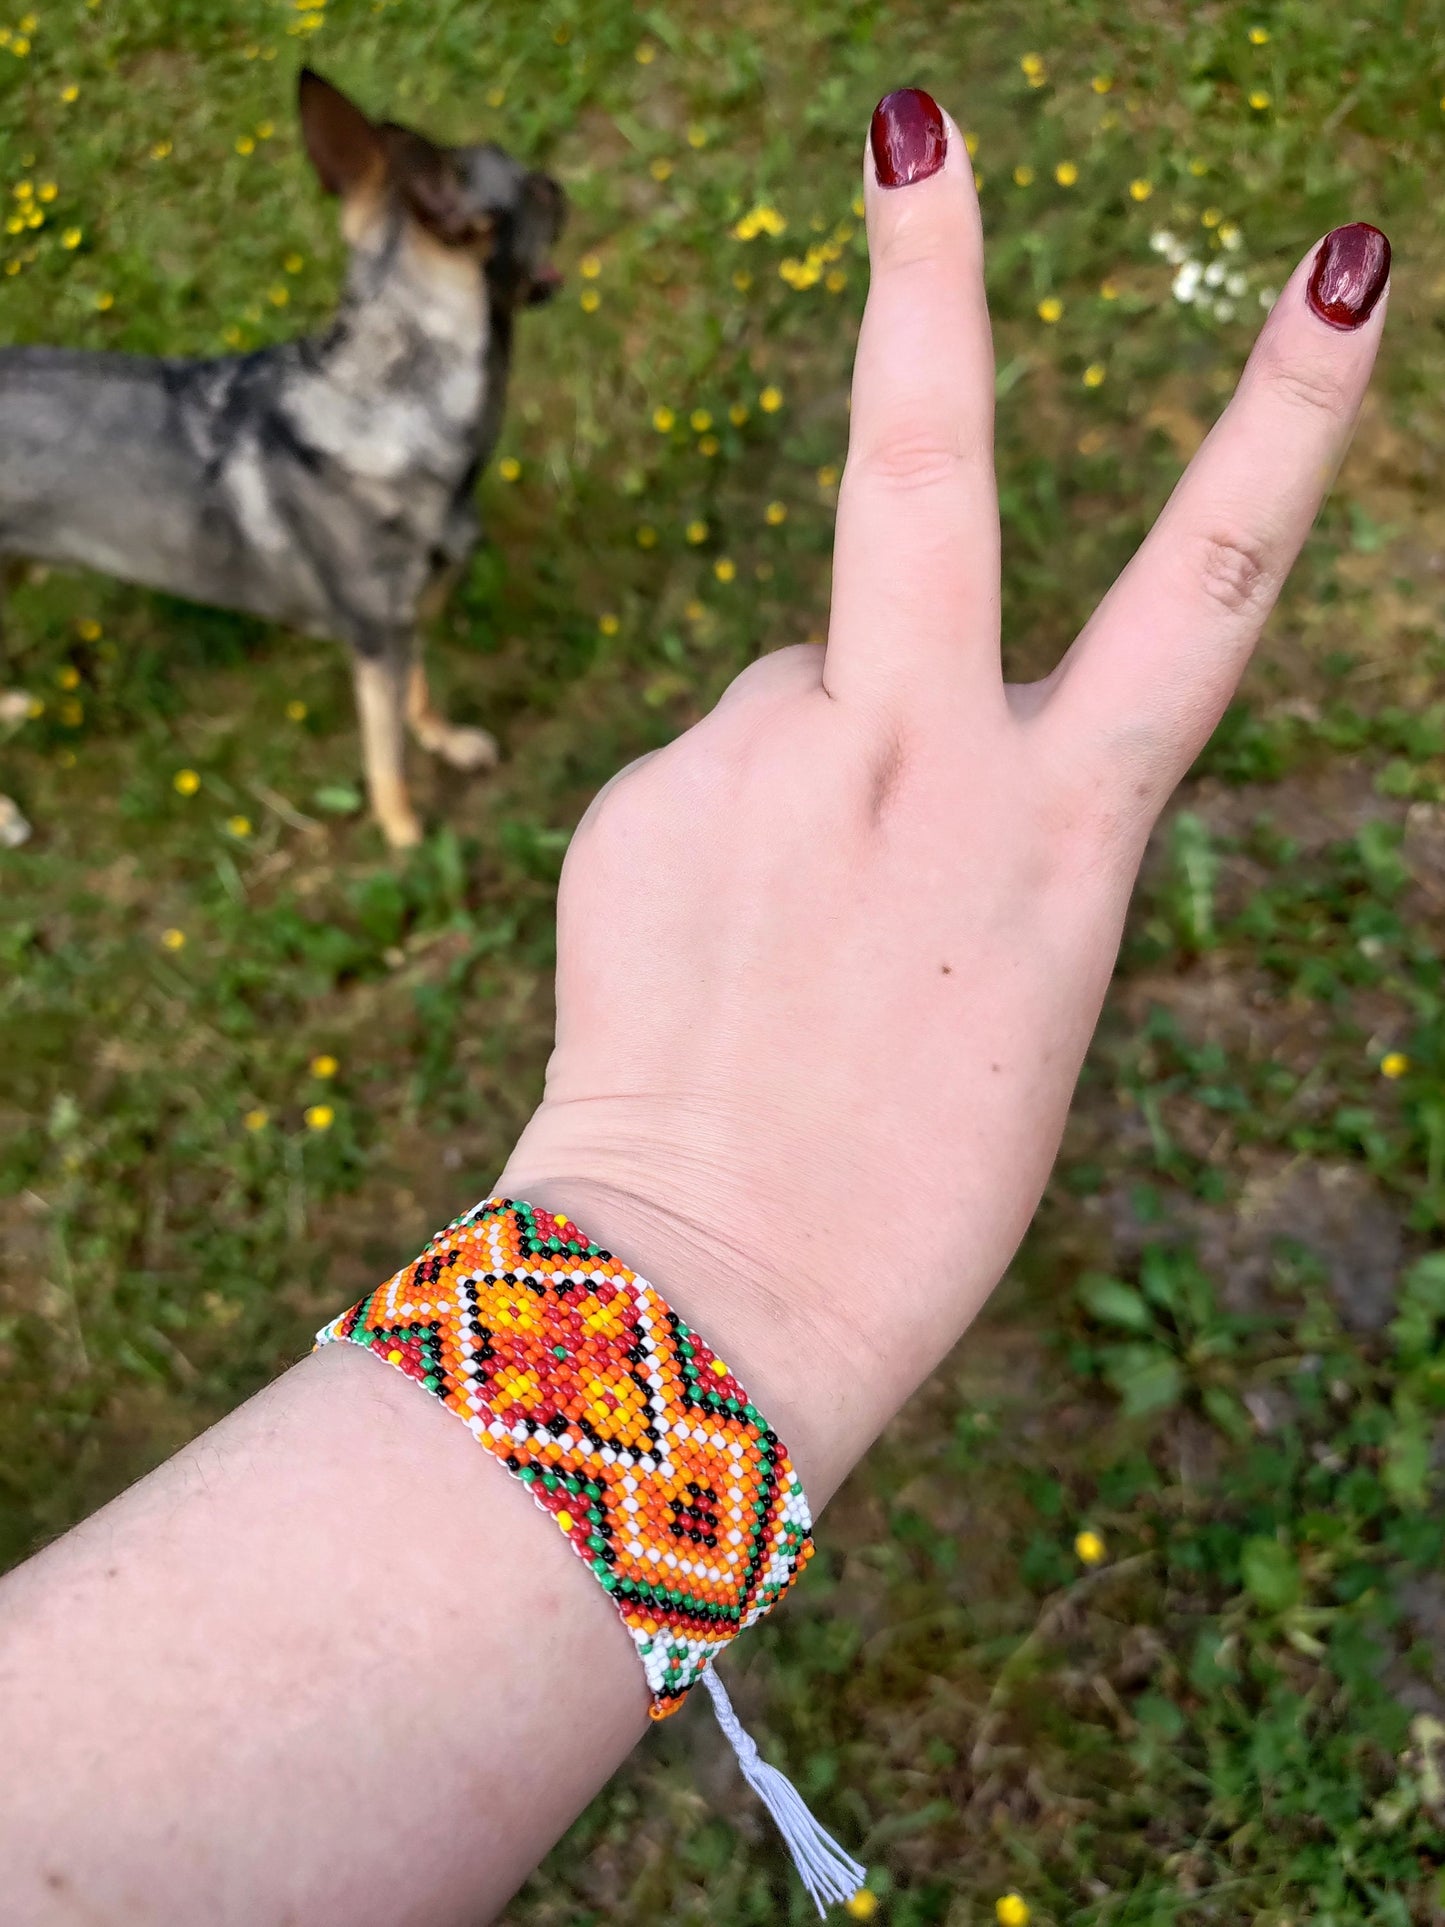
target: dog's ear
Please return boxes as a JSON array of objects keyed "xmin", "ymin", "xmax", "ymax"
[
  {"xmin": 297, "ymin": 68, "xmax": 386, "ymax": 199},
  {"xmin": 383, "ymin": 126, "xmax": 495, "ymax": 250}
]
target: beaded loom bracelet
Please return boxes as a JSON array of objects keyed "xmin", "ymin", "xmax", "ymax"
[{"xmin": 315, "ymin": 1195, "xmax": 865, "ymax": 1915}]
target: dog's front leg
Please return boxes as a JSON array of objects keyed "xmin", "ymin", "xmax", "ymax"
[
  {"xmin": 405, "ymin": 647, "xmax": 499, "ymax": 773},
  {"xmin": 0, "ymin": 560, "xmax": 34, "ymax": 848},
  {"xmin": 352, "ymin": 641, "xmax": 423, "ymax": 850}
]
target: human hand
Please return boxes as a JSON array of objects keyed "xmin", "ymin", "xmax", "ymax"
[{"xmin": 499, "ymin": 91, "xmax": 1389, "ymax": 1501}]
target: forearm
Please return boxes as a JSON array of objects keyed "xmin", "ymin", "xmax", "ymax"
[{"xmin": 0, "ymin": 1342, "xmax": 649, "ymax": 1927}]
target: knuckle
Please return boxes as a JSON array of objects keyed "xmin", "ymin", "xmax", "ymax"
[
  {"xmin": 845, "ymin": 423, "xmax": 964, "ymax": 496},
  {"xmin": 1262, "ymin": 348, "xmax": 1353, "ymax": 420},
  {"xmin": 1195, "ymin": 526, "xmax": 1275, "ymax": 619}
]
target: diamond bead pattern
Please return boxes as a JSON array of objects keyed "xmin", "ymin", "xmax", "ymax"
[{"xmin": 316, "ymin": 1197, "xmax": 814, "ymax": 1715}]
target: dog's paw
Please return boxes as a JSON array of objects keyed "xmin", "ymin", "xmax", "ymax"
[
  {"xmin": 0, "ymin": 795, "xmax": 33, "ymax": 849},
  {"xmin": 379, "ymin": 807, "xmax": 425, "ymax": 851},
  {"xmin": 434, "ymin": 725, "xmax": 500, "ymax": 772}
]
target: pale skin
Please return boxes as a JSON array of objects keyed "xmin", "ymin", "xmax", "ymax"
[{"xmin": 0, "ymin": 104, "xmax": 1386, "ymax": 1925}]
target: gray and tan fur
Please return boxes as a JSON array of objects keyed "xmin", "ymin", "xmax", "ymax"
[{"xmin": 0, "ymin": 68, "xmax": 565, "ymax": 849}]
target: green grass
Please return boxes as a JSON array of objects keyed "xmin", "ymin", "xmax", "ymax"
[{"xmin": 4, "ymin": 0, "xmax": 1445, "ymax": 1920}]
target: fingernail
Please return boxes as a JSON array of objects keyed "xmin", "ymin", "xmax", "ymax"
[
  {"xmin": 1306, "ymin": 222, "xmax": 1391, "ymax": 330},
  {"xmin": 870, "ymin": 89, "xmax": 947, "ymax": 190}
]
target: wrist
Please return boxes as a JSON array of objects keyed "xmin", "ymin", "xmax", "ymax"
[{"xmin": 487, "ymin": 1163, "xmax": 876, "ymax": 1507}]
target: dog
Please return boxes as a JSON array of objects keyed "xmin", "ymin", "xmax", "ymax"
[{"xmin": 0, "ymin": 67, "xmax": 566, "ymax": 850}]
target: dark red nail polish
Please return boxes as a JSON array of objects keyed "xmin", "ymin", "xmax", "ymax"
[
  {"xmin": 870, "ymin": 89, "xmax": 947, "ymax": 189},
  {"xmin": 1306, "ymin": 222, "xmax": 1391, "ymax": 330}
]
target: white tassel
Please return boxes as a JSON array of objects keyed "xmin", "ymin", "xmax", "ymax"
[{"xmin": 701, "ymin": 1664, "xmax": 868, "ymax": 1918}]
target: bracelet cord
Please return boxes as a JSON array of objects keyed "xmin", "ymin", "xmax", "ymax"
[{"xmin": 315, "ymin": 1195, "xmax": 865, "ymax": 1915}]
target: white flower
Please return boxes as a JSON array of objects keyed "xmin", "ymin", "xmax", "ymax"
[
  {"xmin": 1172, "ymin": 260, "xmax": 1203, "ymax": 303},
  {"xmin": 1204, "ymin": 261, "xmax": 1226, "ymax": 288},
  {"xmin": 1257, "ymin": 285, "xmax": 1278, "ymax": 310},
  {"xmin": 1213, "ymin": 299, "xmax": 1236, "ymax": 321},
  {"xmin": 1220, "ymin": 224, "xmax": 1243, "ymax": 251},
  {"xmin": 1225, "ymin": 271, "xmax": 1247, "ymax": 297},
  {"xmin": 1149, "ymin": 228, "xmax": 1185, "ymax": 264}
]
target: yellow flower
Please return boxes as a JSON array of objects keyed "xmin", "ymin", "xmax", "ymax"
[
  {"xmin": 732, "ymin": 266, "xmax": 753, "ymax": 292},
  {"xmin": 25, "ymin": 208, "xmax": 42, "ymax": 229},
  {"xmin": 685, "ymin": 519, "xmax": 708, "ymax": 544},
  {"xmin": 1100, "ymin": 278, "xmax": 1120, "ymax": 300},
  {"xmin": 1189, "ymin": 157, "xmax": 1209, "ymax": 176},
  {"xmin": 59, "ymin": 698, "xmax": 83, "ymax": 726},
  {"xmin": 728, "ymin": 401, "xmax": 749, "ymax": 426},
  {"xmin": 304, "ymin": 1103, "xmax": 334, "ymax": 1131},
  {"xmin": 11, "ymin": 35, "xmax": 30, "ymax": 55},
  {"xmin": 634, "ymin": 40, "xmax": 656, "ymax": 63},
  {"xmin": 286, "ymin": 699, "xmax": 308, "ymax": 722},
  {"xmin": 57, "ymin": 665, "xmax": 80, "ymax": 690},
  {"xmin": 37, "ymin": 181, "xmax": 57, "ymax": 203},
  {"xmin": 713, "ymin": 557, "xmax": 736, "ymax": 583},
  {"xmin": 4, "ymin": 259, "xmax": 22, "ymax": 274},
  {"xmin": 826, "ymin": 268, "xmax": 847, "ymax": 293},
  {"xmin": 151, "ymin": 139, "xmax": 173, "ymax": 160},
  {"xmin": 851, "ymin": 189, "xmax": 865, "ymax": 218},
  {"xmin": 161, "ymin": 927, "xmax": 186, "ymax": 951},
  {"xmin": 1020, "ymin": 51, "xmax": 1044, "ymax": 78},
  {"xmin": 816, "ymin": 464, "xmax": 839, "ymax": 488},
  {"xmin": 244, "ymin": 1108, "xmax": 269, "ymax": 1131},
  {"xmin": 845, "ymin": 1892, "xmax": 879, "ymax": 1921},
  {"xmin": 1083, "ymin": 362, "xmax": 1106, "ymax": 387},
  {"xmin": 485, "ymin": 85, "xmax": 505, "ymax": 107},
  {"xmin": 497, "ymin": 456, "xmax": 521, "ymax": 482},
  {"xmin": 268, "ymin": 284, "xmax": 289, "ymax": 307},
  {"xmin": 1248, "ymin": 90, "xmax": 1271, "ymax": 110},
  {"xmin": 690, "ymin": 408, "xmax": 713, "ymax": 433},
  {"xmin": 61, "ymin": 226, "xmax": 82, "ymax": 248},
  {"xmin": 687, "ymin": 124, "xmax": 708, "ymax": 149},
  {"xmin": 284, "ymin": 251, "xmax": 304, "ymax": 272},
  {"xmin": 579, "ymin": 287, "xmax": 600, "ymax": 313},
  {"xmin": 227, "ymin": 814, "xmax": 252, "ymax": 838},
  {"xmin": 95, "ymin": 291, "xmax": 114, "ymax": 312},
  {"xmin": 698, "ymin": 434, "xmax": 719, "ymax": 456},
  {"xmin": 996, "ymin": 1898, "xmax": 1030, "ymax": 1927},
  {"xmin": 758, "ymin": 385, "xmax": 783, "ymax": 412},
  {"xmin": 649, "ymin": 157, "xmax": 673, "ymax": 183},
  {"xmin": 236, "ymin": 135, "xmax": 256, "ymax": 156},
  {"xmin": 20, "ymin": 11, "xmax": 38, "ymax": 27},
  {"xmin": 1380, "ymin": 1052, "xmax": 1410, "ymax": 1079},
  {"xmin": 964, "ymin": 131, "xmax": 980, "ymax": 156},
  {"xmin": 597, "ymin": 613, "xmax": 620, "ymax": 637},
  {"xmin": 1129, "ymin": 179, "xmax": 1153, "ymax": 201},
  {"xmin": 310, "ymin": 1053, "xmax": 338, "ymax": 1078},
  {"xmin": 60, "ymin": 81, "xmax": 79, "ymax": 102},
  {"xmin": 764, "ymin": 501, "xmax": 787, "ymax": 526},
  {"xmin": 579, "ymin": 252, "xmax": 602, "ymax": 279},
  {"xmin": 26, "ymin": 696, "xmax": 45, "ymax": 718},
  {"xmin": 1249, "ymin": 25, "xmax": 1270, "ymax": 43},
  {"xmin": 1075, "ymin": 1529, "xmax": 1107, "ymax": 1565},
  {"xmin": 1201, "ymin": 207, "xmax": 1223, "ymax": 228},
  {"xmin": 1037, "ymin": 297, "xmax": 1063, "ymax": 323},
  {"xmin": 653, "ymin": 406, "xmax": 675, "ymax": 432},
  {"xmin": 13, "ymin": 181, "xmax": 33, "ymax": 201},
  {"xmin": 1092, "ymin": 74, "xmax": 1113, "ymax": 93},
  {"xmin": 1217, "ymin": 221, "xmax": 1240, "ymax": 247},
  {"xmin": 4, "ymin": 215, "xmax": 22, "ymax": 236},
  {"xmin": 222, "ymin": 324, "xmax": 245, "ymax": 348},
  {"xmin": 684, "ymin": 599, "xmax": 705, "ymax": 621},
  {"xmin": 636, "ymin": 523, "xmax": 658, "ymax": 548},
  {"xmin": 1013, "ymin": 164, "xmax": 1035, "ymax": 187},
  {"xmin": 1055, "ymin": 160, "xmax": 1079, "ymax": 186},
  {"xmin": 77, "ymin": 617, "xmax": 102, "ymax": 641},
  {"xmin": 173, "ymin": 768, "xmax": 201, "ymax": 796}
]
